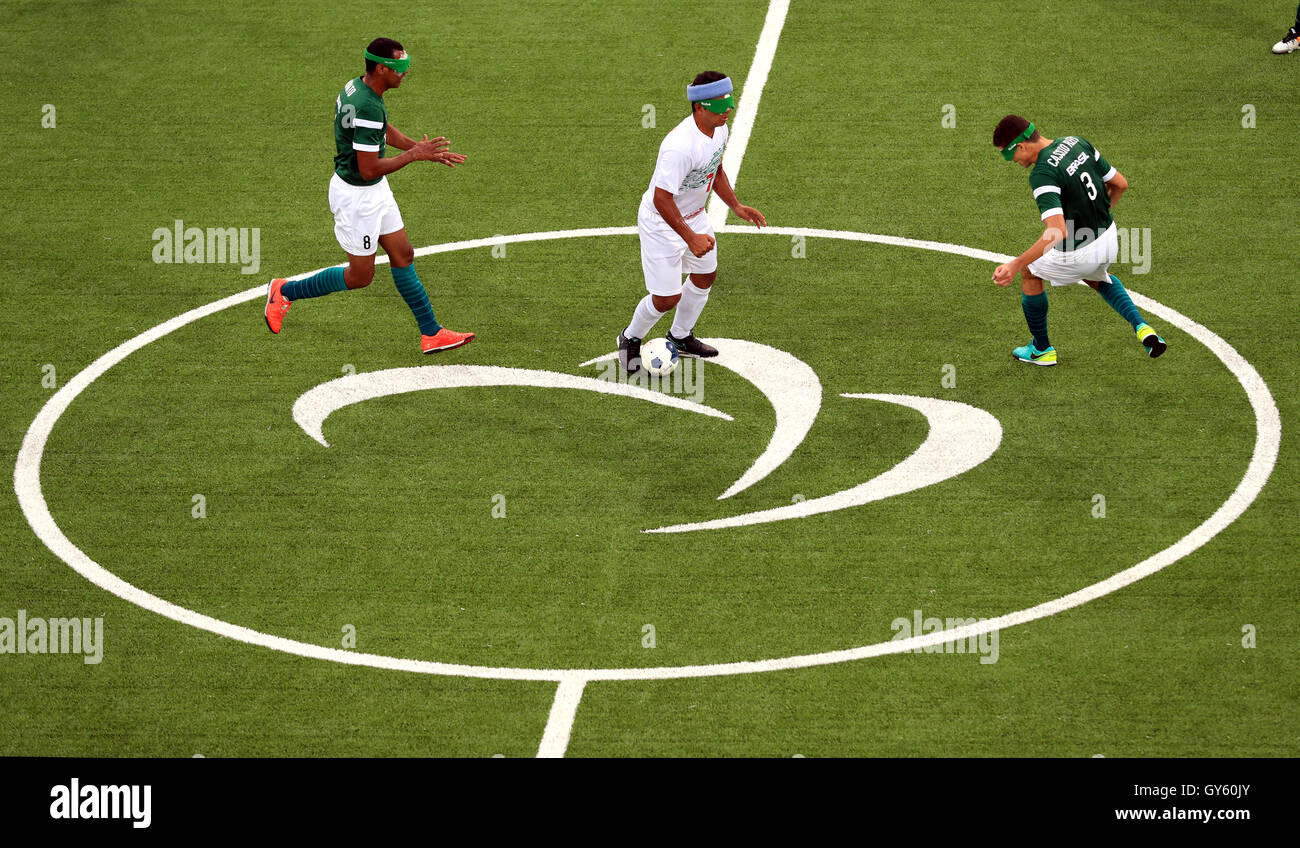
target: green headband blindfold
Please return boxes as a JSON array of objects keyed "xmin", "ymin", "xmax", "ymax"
[
  {"xmin": 365, "ymin": 49, "xmax": 410, "ymax": 74},
  {"xmin": 696, "ymin": 93, "xmax": 735, "ymax": 115},
  {"xmin": 1000, "ymin": 122, "xmax": 1035, "ymax": 160}
]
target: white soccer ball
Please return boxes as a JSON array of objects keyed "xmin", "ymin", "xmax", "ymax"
[{"xmin": 641, "ymin": 338, "xmax": 679, "ymax": 377}]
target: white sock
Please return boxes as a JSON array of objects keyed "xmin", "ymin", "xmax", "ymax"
[
  {"xmin": 669, "ymin": 280, "xmax": 711, "ymax": 338},
  {"xmin": 624, "ymin": 295, "xmax": 666, "ymax": 340}
]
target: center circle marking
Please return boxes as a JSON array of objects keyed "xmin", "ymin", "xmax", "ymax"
[{"xmin": 12, "ymin": 225, "xmax": 1281, "ymax": 683}]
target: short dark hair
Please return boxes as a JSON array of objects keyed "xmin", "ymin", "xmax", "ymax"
[
  {"xmin": 365, "ymin": 37, "xmax": 404, "ymax": 73},
  {"xmin": 993, "ymin": 114, "xmax": 1040, "ymax": 148},
  {"xmin": 689, "ymin": 69, "xmax": 728, "ymax": 112}
]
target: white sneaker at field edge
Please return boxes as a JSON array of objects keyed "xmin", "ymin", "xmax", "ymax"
[{"xmin": 1273, "ymin": 27, "xmax": 1299, "ymax": 54}]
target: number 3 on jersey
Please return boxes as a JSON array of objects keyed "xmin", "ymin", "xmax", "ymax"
[{"xmin": 1080, "ymin": 171, "xmax": 1097, "ymax": 200}]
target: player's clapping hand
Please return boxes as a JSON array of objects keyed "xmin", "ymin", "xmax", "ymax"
[
  {"xmin": 992, "ymin": 263, "xmax": 1016, "ymax": 287},
  {"xmin": 687, "ymin": 232, "xmax": 716, "ymax": 258},
  {"xmin": 411, "ymin": 134, "xmax": 465, "ymax": 167},
  {"xmin": 735, "ymin": 205, "xmax": 766, "ymax": 228}
]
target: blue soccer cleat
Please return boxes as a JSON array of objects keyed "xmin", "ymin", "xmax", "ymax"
[{"xmin": 1012, "ymin": 341, "xmax": 1057, "ymax": 366}]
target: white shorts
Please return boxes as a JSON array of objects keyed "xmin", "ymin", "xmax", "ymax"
[
  {"xmin": 637, "ymin": 206, "xmax": 717, "ymax": 296},
  {"xmin": 1028, "ymin": 223, "xmax": 1119, "ymax": 286},
  {"xmin": 329, "ymin": 173, "xmax": 405, "ymax": 256}
]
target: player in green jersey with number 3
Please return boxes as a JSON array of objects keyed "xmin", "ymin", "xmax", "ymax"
[
  {"xmin": 264, "ymin": 37, "xmax": 475, "ymax": 354},
  {"xmin": 991, "ymin": 115, "xmax": 1165, "ymax": 366}
]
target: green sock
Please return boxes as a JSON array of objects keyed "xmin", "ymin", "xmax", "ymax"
[
  {"xmin": 1095, "ymin": 274, "xmax": 1145, "ymax": 331},
  {"xmin": 390, "ymin": 263, "xmax": 441, "ymax": 336},
  {"xmin": 1021, "ymin": 292, "xmax": 1050, "ymax": 350},
  {"xmin": 282, "ymin": 267, "xmax": 347, "ymax": 301}
]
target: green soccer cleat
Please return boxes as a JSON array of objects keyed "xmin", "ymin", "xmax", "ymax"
[
  {"xmin": 1135, "ymin": 323, "xmax": 1167, "ymax": 358},
  {"xmin": 1012, "ymin": 342, "xmax": 1057, "ymax": 366}
]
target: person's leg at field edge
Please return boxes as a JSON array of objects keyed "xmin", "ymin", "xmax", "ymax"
[{"xmin": 1272, "ymin": 6, "xmax": 1300, "ymax": 52}]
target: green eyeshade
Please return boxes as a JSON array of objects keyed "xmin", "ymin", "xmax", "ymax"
[
  {"xmin": 697, "ymin": 94, "xmax": 735, "ymax": 114},
  {"xmin": 1001, "ymin": 122, "xmax": 1035, "ymax": 161},
  {"xmin": 365, "ymin": 49, "xmax": 410, "ymax": 74}
]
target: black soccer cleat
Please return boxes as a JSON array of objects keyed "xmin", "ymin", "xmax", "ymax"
[
  {"xmin": 617, "ymin": 332, "xmax": 642, "ymax": 375},
  {"xmin": 666, "ymin": 332, "xmax": 718, "ymax": 358},
  {"xmin": 1135, "ymin": 323, "xmax": 1167, "ymax": 359}
]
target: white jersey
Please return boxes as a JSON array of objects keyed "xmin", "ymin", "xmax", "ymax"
[{"xmin": 639, "ymin": 115, "xmax": 728, "ymax": 223}]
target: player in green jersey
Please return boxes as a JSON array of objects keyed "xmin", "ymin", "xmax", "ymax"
[
  {"xmin": 265, "ymin": 37, "xmax": 475, "ymax": 354},
  {"xmin": 991, "ymin": 115, "xmax": 1166, "ymax": 366}
]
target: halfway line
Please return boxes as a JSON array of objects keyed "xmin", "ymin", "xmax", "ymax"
[
  {"xmin": 707, "ymin": 0, "xmax": 791, "ymax": 230},
  {"xmin": 537, "ymin": 677, "xmax": 588, "ymax": 758}
]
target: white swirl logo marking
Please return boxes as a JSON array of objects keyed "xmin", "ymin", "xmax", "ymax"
[
  {"xmin": 295, "ymin": 338, "xmax": 1002, "ymax": 531},
  {"xmin": 292, "ymin": 364, "xmax": 732, "ymax": 447}
]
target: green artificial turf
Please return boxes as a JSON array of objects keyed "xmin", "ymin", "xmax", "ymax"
[{"xmin": 0, "ymin": 0, "xmax": 1295, "ymax": 756}]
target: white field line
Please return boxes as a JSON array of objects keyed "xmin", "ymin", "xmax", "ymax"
[
  {"xmin": 12, "ymin": 229, "xmax": 1279, "ymax": 734},
  {"xmin": 707, "ymin": 0, "xmax": 791, "ymax": 231},
  {"xmin": 716, "ymin": 224, "xmax": 1012, "ymax": 263},
  {"xmin": 537, "ymin": 677, "xmax": 588, "ymax": 758},
  {"xmin": 412, "ymin": 226, "xmax": 635, "ymax": 260}
]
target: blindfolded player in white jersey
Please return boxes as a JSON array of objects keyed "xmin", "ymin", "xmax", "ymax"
[{"xmin": 617, "ymin": 71, "xmax": 766, "ymax": 374}]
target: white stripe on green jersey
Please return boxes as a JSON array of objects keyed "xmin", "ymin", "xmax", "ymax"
[
  {"xmin": 334, "ymin": 77, "xmax": 388, "ymax": 186},
  {"xmin": 1028, "ymin": 136, "xmax": 1116, "ymax": 251}
]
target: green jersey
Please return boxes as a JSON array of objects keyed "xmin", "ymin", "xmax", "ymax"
[
  {"xmin": 333, "ymin": 77, "xmax": 388, "ymax": 186},
  {"xmin": 1028, "ymin": 136, "xmax": 1116, "ymax": 252}
]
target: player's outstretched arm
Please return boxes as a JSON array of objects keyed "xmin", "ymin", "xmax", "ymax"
[
  {"xmin": 992, "ymin": 214, "xmax": 1066, "ymax": 286},
  {"xmin": 356, "ymin": 136, "xmax": 465, "ymax": 180},
  {"xmin": 1105, "ymin": 169, "xmax": 1129, "ymax": 208},
  {"xmin": 712, "ymin": 168, "xmax": 766, "ymax": 227}
]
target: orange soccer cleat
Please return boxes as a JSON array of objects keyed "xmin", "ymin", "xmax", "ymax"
[
  {"xmin": 420, "ymin": 327, "xmax": 476, "ymax": 354},
  {"xmin": 264, "ymin": 278, "xmax": 291, "ymax": 334}
]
